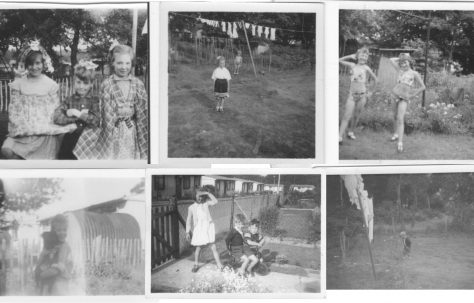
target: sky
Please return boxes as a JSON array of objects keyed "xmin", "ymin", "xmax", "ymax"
[{"xmin": 3, "ymin": 177, "xmax": 143, "ymax": 222}]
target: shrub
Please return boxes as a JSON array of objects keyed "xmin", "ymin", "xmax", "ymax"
[{"xmin": 258, "ymin": 206, "xmax": 280, "ymax": 236}]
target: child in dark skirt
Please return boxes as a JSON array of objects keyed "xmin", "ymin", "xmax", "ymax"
[
  {"xmin": 54, "ymin": 61, "xmax": 100, "ymax": 159},
  {"xmin": 211, "ymin": 56, "xmax": 231, "ymax": 112}
]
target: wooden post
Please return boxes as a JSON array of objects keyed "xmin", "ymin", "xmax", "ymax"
[
  {"xmin": 269, "ymin": 51, "xmax": 272, "ymax": 72},
  {"xmin": 422, "ymin": 11, "xmax": 432, "ymax": 108},
  {"xmin": 241, "ymin": 20, "xmax": 257, "ymax": 78},
  {"xmin": 171, "ymin": 197, "xmax": 180, "ymax": 258},
  {"xmin": 230, "ymin": 194, "xmax": 235, "ymax": 230},
  {"xmin": 356, "ymin": 189, "xmax": 377, "ymax": 281},
  {"xmin": 132, "ymin": 9, "xmax": 138, "ymax": 76}
]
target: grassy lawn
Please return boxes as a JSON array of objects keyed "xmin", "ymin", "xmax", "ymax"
[
  {"xmin": 340, "ymin": 128, "xmax": 474, "ymax": 160},
  {"xmin": 168, "ymin": 63, "xmax": 315, "ymax": 158},
  {"xmin": 327, "ymin": 232, "xmax": 474, "ymax": 289}
]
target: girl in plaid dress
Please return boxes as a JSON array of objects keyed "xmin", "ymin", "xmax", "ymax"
[{"xmin": 74, "ymin": 45, "xmax": 148, "ymax": 160}]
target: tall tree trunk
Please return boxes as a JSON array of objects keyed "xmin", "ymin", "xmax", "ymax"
[
  {"xmin": 70, "ymin": 25, "xmax": 81, "ymax": 75},
  {"xmin": 414, "ymin": 188, "xmax": 418, "ymax": 209}
]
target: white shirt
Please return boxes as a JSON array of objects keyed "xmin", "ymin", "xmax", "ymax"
[{"xmin": 211, "ymin": 67, "xmax": 232, "ymax": 81}]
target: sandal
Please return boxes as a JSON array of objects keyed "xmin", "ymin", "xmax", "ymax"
[
  {"xmin": 390, "ymin": 134, "xmax": 399, "ymax": 141},
  {"xmin": 347, "ymin": 132, "xmax": 356, "ymax": 140},
  {"xmin": 192, "ymin": 265, "xmax": 199, "ymax": 273},
  {"xmin": 397, "ymin": 142, "xmax": 403, "ymax": 153}
]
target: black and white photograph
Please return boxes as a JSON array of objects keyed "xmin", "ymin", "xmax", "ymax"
[
  {"xmin": 165, "ymin": 9, "xmax": 317, "ymax": 159},
  {"xmin": 327, "ymin": 172, "xmax": 474, "ymax": 289},
  {"xmin": 151, "ymin": 174, "xmax": 320, "ymax": 294},
  {"xmin": 0, "ymin": 4, "xmax": 149, "ymax": 160},
  {"xmin": 0, "ymin": 171, "xmax": 145, "ymax": 296},
  {"xmin": 339, "ymin": 9, "xmax": 474, "ymax": 160}
]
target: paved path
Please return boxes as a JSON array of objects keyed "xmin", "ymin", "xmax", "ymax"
[{"xmin": 151, "ymin": 258, "xmax": 320, "ymax": 293}]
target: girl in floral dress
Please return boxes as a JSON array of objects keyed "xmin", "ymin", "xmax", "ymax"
[
  {"xmin": 1, "ymin": 43, "xmax": 76, "ymax": 159},
  {"xmin": 74, "ymin": 44, "xmax": 148, "ymax": 160}
]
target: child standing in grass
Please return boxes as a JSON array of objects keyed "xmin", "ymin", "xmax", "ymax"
[
  {"xmin": 389, "ymin": 53, "xmax": 426, "ymax": 152},
  {"xmin": 233, "ymin": 50, "xmax": 243, "ymax": 75},
  {"xmin": 339, "ymin": 47, "xmax": 377, "ymax": 144},
  {"xmin": 54, "ymin": 60, "xmax": 100, "ymax": 159},
  {"xmin": 212, "ymin": 56, "xmax": 231, "ymax": 112},
  {"xmin": 186, "ymin": 190, "xmax": 223, "ymax": 273}
]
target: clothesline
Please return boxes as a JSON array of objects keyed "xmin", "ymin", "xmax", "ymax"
[{"xmin": 170, "ymin": 12, "xmax": 315, "ymax": 38}]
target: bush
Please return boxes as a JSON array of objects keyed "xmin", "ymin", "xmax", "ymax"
[
  {"xmin": 258, "ymin": 206, "xmax": 280, "ymax": 236},
  {"xmin": 341, "ymin": 72, "xmax": 474, "ymax": 135}
]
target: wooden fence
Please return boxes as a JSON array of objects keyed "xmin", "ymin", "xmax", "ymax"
[
  {"xmin": 151, "ymin": 193, "xmax": 279, "ymax": 270},
  {"xmin": 0, "ymin": 238, "xmax": 42, "ymax": 295},
  {"xmin": 0, "ymin": 74, "xmax": 148, "ymax": 113}
]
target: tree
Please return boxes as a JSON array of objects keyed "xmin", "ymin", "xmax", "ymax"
[{"xmin": 2, "ymin": 179, "xmax": 63, "ymax": 220}]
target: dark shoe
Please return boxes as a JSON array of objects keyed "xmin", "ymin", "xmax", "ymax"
[{"xmin": 192, "ymin": 265, "xmax": 199, "ymax": 273}]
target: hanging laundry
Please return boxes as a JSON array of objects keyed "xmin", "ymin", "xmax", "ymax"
[
  {"xmin": 341, "ymin": 175, "xmax": 374, "ymax": 242},
  {"xmin": 270, "ymin": 28, "xmax": 276, "ymax": 41},
  {"xmin": 264, "ymin": 27, "xmax": 270, "ymax": 39},
  {"xmin": 232, "ymin": 22, "xmax": 238, "ymax": 38},
  {"xmin": 245, "ymin": 23, "xmax": 250, "ymax": 29},
  {"xmin": 222, "ymin": 21, "xmax": 226, "ymax": 32},
  {"xmin": 252, "ymin": 25, "xmax": 256, "ymax": 36},
  {"xmin": 257, "ymin": 26, "xmax": 263, "ymax": 37}
]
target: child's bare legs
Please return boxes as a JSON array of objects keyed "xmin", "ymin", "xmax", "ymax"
[
  {"xmin": 193, "ymin": 246, "xmax": 201, "ymax": 269},
  {"xmin": 348, "ymin": 94, "xmax": 367, "ymax": 138},
  {"xmin": 238, "ymin": 256, "xmax": 250, "ymax": 275},
  {"xmin": 339, "ymin": 95, "xmax": 355, "ymax": 142},
  {"xmin": 220, "ymin": 98, "xmax": 225, "ymax": 111},
  {"xmin": 209, "ymin": 243, "xmax": 223, "ymax": 268},
  {"xmin": 246, "ymin": 255, "xmax": 259, "ymax": 273},
  {"xmin": 395, "ymin": 100, "xmax": 408, "ymax": 151}
]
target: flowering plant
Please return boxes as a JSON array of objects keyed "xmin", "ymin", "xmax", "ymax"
[{"xmin": 179, "ymin": 267, "xmax": 269, "ymax": 293}]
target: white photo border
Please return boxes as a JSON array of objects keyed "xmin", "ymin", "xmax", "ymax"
[
  {"xmin": 145, "ymin": 167, "xmax": 325, "ymax": 299},
  {"xmin": 156, "ymin": 1, "xmax": 325, "ymax": 167},
  {"xmin": 329, "ymin": 1, "xmax": 474, "ymax": 166},
  {"xmin": 0, "ymin": 1, "xmax": 150, "ymax": 167},
  {"xmin": 0, "ymin": 168, "xmax": 146, "ymax": 301}
]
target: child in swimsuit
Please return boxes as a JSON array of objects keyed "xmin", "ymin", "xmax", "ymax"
[
  {"xmin": 339, "ymin": 47, "xmax": 377, "ymax": 144},
  {"xmin": 389, "ymin": 53, "xmax": 426, "ymax": 152}
]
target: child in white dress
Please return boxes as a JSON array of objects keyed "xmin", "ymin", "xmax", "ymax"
[{"xmin": 186, "ymin": 190, "xmax": 223, "ymax": 273}]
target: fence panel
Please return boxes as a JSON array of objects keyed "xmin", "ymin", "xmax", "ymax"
[{"xmin": 0, "ymin": 74, "xmax": 148, "ymax": 112}]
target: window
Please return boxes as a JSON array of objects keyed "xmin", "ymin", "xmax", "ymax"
[
  {"xmin": 154, "ymin": 176, "xmax": 165, "ymax": 190},
  {"xmin": 194, "ymin": 176, "xmax": 201, "ymax": 188},
  {"xmin": 183, "ymin": 176, "xmax": 190, "ymax": 189}
]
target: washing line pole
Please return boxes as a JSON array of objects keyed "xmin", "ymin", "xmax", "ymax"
[
  {"xmin": 356, "ymin": 189, "xmax": 376, "ymax": 281},
  {"xmin": 241, "ymin": 20, "xmax": 257, "ymax": 78}
]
